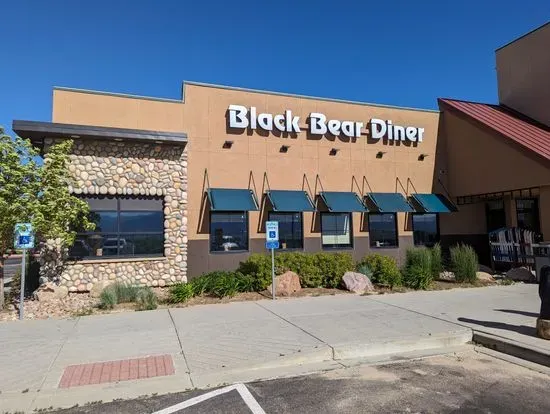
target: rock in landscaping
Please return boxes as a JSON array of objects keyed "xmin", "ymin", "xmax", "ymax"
[
  {"xmin": 33, "ymin": 282, "xmax": 69, "ymax": 301},
  {"xmin": 343, "ymin": 271, "xmax": 375, "ymax": 293},
  {"xmin": 439, "ymin": 271, "xmax": 455, "ymax": 281},
  {"xmin": 476, "ymin": 271, "xmax": 495, "ymax": 282},
  {"xmin": 506, "ymin": 267, "xmax": 536, "ymax": 282},
  {"xmin": 90, "ymin": 281, "xmax": 111, "ymax": 298},
  {"xmin": 267, "ymin": 271, "xmax": 301, "ymax": 296}
]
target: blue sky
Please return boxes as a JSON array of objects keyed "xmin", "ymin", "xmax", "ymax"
[{"xmin": 1, "ymin": 1, "xmax": 548, "ymax": 135}]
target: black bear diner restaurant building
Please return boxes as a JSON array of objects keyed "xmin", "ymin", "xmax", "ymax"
[{"xmin": 12, "ymin": 22, "xmax": 550, "ymax": 291}]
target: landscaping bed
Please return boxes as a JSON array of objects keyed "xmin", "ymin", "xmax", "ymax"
[{"xmin": 1, "ymin": 243, "xmax": 518, "ymax": 322}]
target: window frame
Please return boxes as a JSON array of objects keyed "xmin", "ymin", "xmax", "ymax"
[
  {"xmin": 412, "ymin": 213, "xmax": 440, "ymax": 247},
  {"xmin": 515, "ymin": 198, "xmax": 541, "ymax": 233},
  {"xmin": 320, "ymin": 212, "xmax": 353, "ymax": 250},
  {"xmin": 209, "ymin": 211, "xmax": 250, "ymax": 253},
  {"xmin": 486, "ymin": 199, "xmax": 506, "ymax": 233},
  {"xmin": 267, "ymin": 211, "xmax": 304, "ymax": 250},
  {"xmin": 368, "ymin": 213, "xmax": 399, "ymax": 248},
  {"xmin": 72, "ymin": 195, "xmax": 165, "ymax": 260}
]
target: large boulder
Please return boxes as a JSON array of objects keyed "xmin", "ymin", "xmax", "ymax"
[
  {"xmin": 267, "ymin": 271, "xmax": 301, "ymax": 296},
  {"xmin": 506, "ymin": 267, "xmax": 536, "ymax": 282},
  {"xmin": 439, "ymin": 271, "xmax": 455, "ymax": 281},
  {"xmin": 476, "ymin": 271, "xmax": 495, "ymax": 282},
  {"xmin": 33, "ymin": 282, "xmax": 68, "ymax": 301},
  {"xmin": 90, "ymin": 281, "xmax": 111, "ymax": 298},
  {"xmin": 343, "ymin": 271, "xmax": 374, "ymax": 293}
]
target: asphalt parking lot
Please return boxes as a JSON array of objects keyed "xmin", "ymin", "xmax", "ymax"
[{"xmin": 50, "ymin": 350, "xmax": 550, "ymax": 414}]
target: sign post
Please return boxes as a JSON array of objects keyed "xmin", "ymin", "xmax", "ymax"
[
  {"xmin": 265, "ymin": 221, "xmax": 279, "ymax": 300},
  {"xmin": 14, "ymin": 223, "xmax": 35, "ymax": 320}
]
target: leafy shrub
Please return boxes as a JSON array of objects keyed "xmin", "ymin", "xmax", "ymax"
[
  {"xmin": 135, "ymin": 287, "xmax": 158, "ymax": 311},
  {"xmin": 169, "ymin": 283, "xmax": 195, "ymax": 303},
  {"xmin": 403, "ymin": 248, "xmax": 434, "ymax": 289},
  {"xmin": 450, "ymin": 244, "xmax": 478, "ymax": 283},
  {"xmin": 99, "ymin": 287, "xmax": 117, "ymax": 309},
  {"xmin": 314, "ymin": 253, "xmax": 355, "ymax": 288},
  {"xmin": 356, "ymin": 263, "xmax": 374, "ymax": 279},
  {"xmin": 237, "ymin": 254, "xmax": 272, "ymax": 291},
  {"xmin": 207, "ymin": 271, "xmax": 252, "ymax": 298},
  {"xmin": 430, "ymin": 243, "xmax": 444, "ymax": 278},
  {"xmin": 278, "ymin": 253, "xmax": 322, "ymax": 288},
  {"xmin": 358, "ymin": 254, "xmax": 402, "ymax": 287}
]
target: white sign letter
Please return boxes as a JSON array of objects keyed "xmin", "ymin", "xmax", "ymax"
[
  {"xmin": 341, "ymin": 121, "xmax": 355, "ymax": 137},
  {"xmin": 328, "ymin": 119, "xmax": 341, "ymax": 136},
  {"xmin": 405, "ymin": 126, "xmax": 417, "ymax": 142},
  {"xmin": 370, "ymin": 118, "xmax": 386, "ymax": 139},
  {"xmin": 229, "ymin": 105, "xmax": 248, "ymax": 129},
  {"xmin": 258, "ymin": 113, "xmax": 273, "ymax": 130},
  {"xmin": 274, "ymin": 114, "xmax": 285, "ymax": 132},
  {"xmin": 309, "ymin": 113, "xmax": 327, "ymax": 135}
]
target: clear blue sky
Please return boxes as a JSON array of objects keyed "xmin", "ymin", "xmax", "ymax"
[{"xmin": 1, "ymin": 0, "xmax": 548, "ymax": 135}]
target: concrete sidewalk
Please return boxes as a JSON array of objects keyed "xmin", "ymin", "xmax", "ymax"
[
  {"xmin": 0, "ymin": 293, "xmax": 471, "ymax": 412},
  {"xmin": 371, "ymin": 283, "xmax": 550, "ymax": 357}
]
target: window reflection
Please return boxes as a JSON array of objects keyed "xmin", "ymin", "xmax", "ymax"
[
  {"xmin": 412, "ymin": 214, "xmax": 439, "ymax": 246},
  {"xmin": 210, "ymin": 212, "xmax": 248, "ymax": 252},
  {"xmin": 369, "ymin": 213, "xmax": 398, "ymax": 248}
]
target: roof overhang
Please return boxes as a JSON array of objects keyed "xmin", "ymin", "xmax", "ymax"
[{"xmin": 12, "ymin": 120, "xmax": 188, "ymax": 147}]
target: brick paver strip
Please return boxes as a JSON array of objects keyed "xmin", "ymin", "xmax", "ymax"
[{"xmin": 59, "ymin": 355, "xmax": 175, "ymax": 389}]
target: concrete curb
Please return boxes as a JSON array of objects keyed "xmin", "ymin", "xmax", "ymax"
[
  {"xmin": 333, "ymin": 328, "xmax": 473, "ymax": 360},
  {"xmin": 472, "ymin": 331, "xmax": 550, "ymax": 368}
]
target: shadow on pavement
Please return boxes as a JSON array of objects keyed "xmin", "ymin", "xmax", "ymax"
[
  {"xmin": 458, "ymin": 317, "xmax": 537, "ymax": 337},
  {"xmin": 494, "ymin": 309, "xmax": 539, "ymax": 318}
]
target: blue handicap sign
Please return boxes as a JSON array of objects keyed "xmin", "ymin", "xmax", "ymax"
[
  {"xmin": 269, "ymin": 231, "xmax": 277, "ymax": 239},
  {"xmin": 265, "ymin": 240, "xmax": 280, "ymax": 250},
  {"xmin": 14, "ymin": 223, "xmax": 35, "ymax": 249}
]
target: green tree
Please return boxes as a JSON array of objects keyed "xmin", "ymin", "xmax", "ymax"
[
  {"xmin": 34, "ymin": 139, "xmax": 95, "ymax": 283},
  {"xmin": 0, "ymin": 127, "xmax": 40, "ymax": 308}
]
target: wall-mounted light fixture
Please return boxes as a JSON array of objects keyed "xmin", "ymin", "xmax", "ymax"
[
  {"xmin": 280, "ymin": 145, "xmax": 290, "ymax": 153},
  {"xmin": 114, "ymin": 138, "xmax": 123, "ymax": 142},
  {"xmin": 418, "ymin": 153, "xmax": 428, "ymax": 161},
  {"xmin": 70, "ymin": 135, "xmax": 80, "ymax": 139},
  {"xmin": 329, "ymin": 148, "xmax": 339, "ymax": 156},
  {"xmin": 223, "ymin": 140, "xmax": 234, "ymax": 149},
  {"xmin": 376, "ymin": 151, "xmax": 386, "ymax": 159}
]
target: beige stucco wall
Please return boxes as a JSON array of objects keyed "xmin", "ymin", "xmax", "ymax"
[
  {"xmin": 439, "ymin": 110, "xmax": 550, "ymax": 197},
  {"xmin": 496, "ymin": 23, "xmax": 550, "ymax": 126},
  {"xmin": 181, "ymin": 84, "xmax": 441, "ymax": 276},
  {"xmin": 53, "ymin": 89, "xmax": 186, "ymax": 132}
]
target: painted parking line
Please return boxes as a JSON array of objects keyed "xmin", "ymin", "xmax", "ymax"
[{"xmin": 151, "ymin": 383, "xmax": 266, "ymax": 414}]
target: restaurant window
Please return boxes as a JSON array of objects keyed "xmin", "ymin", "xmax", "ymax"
[
  {"xmin": 71, "ymin": 196, "xmax": 164, "ymax": 259},
  {"xmin": 486, "ymin": 199, "xmax": 506, "ymax": 232},
  {"xmin": 368, "ymin": 213, "xmax": 398, "ymax": 248},
  {"xmin": 516, "ymin": 199, "xmax": 540, "ymax": 233},
  {"xmin": 210, "ymin": 212, "xmax": 248, "ymax": 252},
  {"xmin": 321, "ymin": 213, "xmax": 352, "ymax": 248},
  {"xmin": 412, "ymin": 213, "xmax": 439, "ymax": 246},
  {"xmin": 268, "ymin": 212, "xmax": 303, "ymax": 249}
]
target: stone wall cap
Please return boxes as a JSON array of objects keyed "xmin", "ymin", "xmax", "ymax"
[
  {"xmin": 12, "ymin": 120, "xmax": 188, "ymax": 147},
  {"xmin": 74, "ymin": 257, "xmax": 168, "ymax": 265}
]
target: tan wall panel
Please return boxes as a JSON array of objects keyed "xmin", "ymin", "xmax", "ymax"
[
  {"xmin": 442, "ymin": 111, "xmax": 550, "ymax": 196},
  {"xmin": 496, "ymin": 23, "xmax": 550, "ymax": 126},
  {"xmin": 52, "ymin": 89, "xmax": 185, "ymax": 132},
  {"xmin": 182, "ymin": 84, "xmax": 440, "ymax": 276},
  {"xmin": 440, "ymin": 203, "xmax": 486, "ymax": 235}
]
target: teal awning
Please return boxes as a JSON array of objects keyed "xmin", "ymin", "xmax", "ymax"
[
  {"xmin": 207, "ymin": 188, "xmax": 259, "ymax": 211},
  {"xmin": 366, "ymin": 193, "xmax": 414, "ymax": 212},
  {"xmin": 267, "ymin": 190, "xmax": 315, "ymax": 212},
  {"xmin": 410, "ymin": 193, "xmax": 457, "ymax": 213},
  {"xmin": 319, "ymin": 191, "xmax": 367, "ymax": 212}
]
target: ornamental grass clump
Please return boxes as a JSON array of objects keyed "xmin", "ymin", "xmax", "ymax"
[
  {"xmin": 403, "ymin": 247, "xmax": 434, "ymax": 290},
  {"xmin": 357, "ymin": 254, "xmax": 402, "ymax": 288},
  {"xmin": 450, "ymin": 244, "xmax": 478, "ymax": 283},
  {"xmin": 99, "ymin": 282, "xmax": 158, "ymax": 310}
]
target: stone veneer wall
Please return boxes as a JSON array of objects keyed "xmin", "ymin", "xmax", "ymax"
[{"xmin": 43, "ymin": 138, "xmax": 187, "ymax": 292}]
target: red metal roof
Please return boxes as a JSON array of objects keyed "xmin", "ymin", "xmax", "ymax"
[{"xmin": 438, "ymin": 98, "xmax": 550, "ymax": 162}]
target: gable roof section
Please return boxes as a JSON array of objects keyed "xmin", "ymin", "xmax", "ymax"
[{"xmin": 438, "ymin": 98, "xmax": 550, "ymax": 162}]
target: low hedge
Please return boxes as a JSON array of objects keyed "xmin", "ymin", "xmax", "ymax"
[
  {"xmin": 237, "ymin": 252, "xmax": 355, "ymax": 289},
  {"xmin": 357, "ymin": 254, "xmax": 402, "ymax": 288}
]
